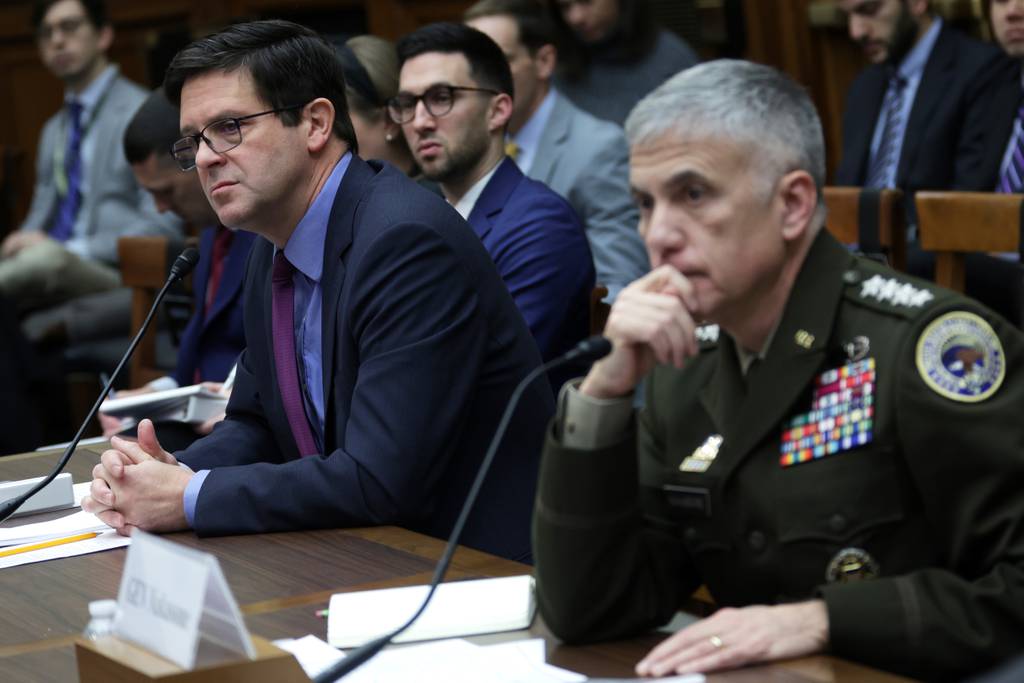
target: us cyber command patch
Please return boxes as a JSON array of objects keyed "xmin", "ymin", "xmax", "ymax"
[
  {"xmin": 916, "ymin": 312, "xmax": 1005, "ymax": 403},
  {"xmin": 780, "ymin": 358, "xmax": 875, "ymax": 467}
]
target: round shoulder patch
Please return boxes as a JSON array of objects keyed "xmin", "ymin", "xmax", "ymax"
[{"xmin": 915, "ymin": 312, "xmax": 1006, "ymax": 403}]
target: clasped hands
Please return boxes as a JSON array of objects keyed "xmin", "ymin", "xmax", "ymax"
[{"xmin": 81, "ymin": 419, "xmax": 193, "ymax": 535}]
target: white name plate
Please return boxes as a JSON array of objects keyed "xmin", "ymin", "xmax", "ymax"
[{"xmin": 113, "ymin": 530, "xmax": 255, "ymax": 669}]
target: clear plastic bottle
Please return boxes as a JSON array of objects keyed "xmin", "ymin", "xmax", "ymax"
[{"xmin": 82, "ymin": 599, "xmax": 118, "ymax": 640}]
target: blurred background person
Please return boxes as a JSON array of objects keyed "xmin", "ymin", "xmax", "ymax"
[
  {"xmin": 98, "ymin": 88, "xmax": 254, "ymax": 448},
  {"xmin": 466, "ymin": 0, "xmax": 649, "ymax": 301},
  {"xmin": 545, "ymin": 0, "xmax": 698, "ymax": 125},
  {"xmin": 0, "ymin": 0, "xmax": 181, "ymax": 315},
  {"xmin": 336, "ymin": 35, "xmax": 419, "ymax": 177}
]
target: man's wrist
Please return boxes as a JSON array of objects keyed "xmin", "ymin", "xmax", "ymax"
[{"xmin": 559, "ymin": 379, "xmax": 634, "ymax": 449}]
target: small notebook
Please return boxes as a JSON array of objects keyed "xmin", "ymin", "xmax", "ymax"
[
  {"xmin": 100, "ymin": 384, "xmax": 227, "ymax": 424},
  {"xmin": 327, "ymin": 574, "xmax": 536, "ymax": 648}
]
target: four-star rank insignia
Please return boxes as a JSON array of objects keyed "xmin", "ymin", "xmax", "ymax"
[
  {"xmin": 780, "ymin": 358, "xmax": 875, "ymax": 467},
  {"xmin": 916, "ymin": 312, "xmax": 1005, "ymax": 403}
]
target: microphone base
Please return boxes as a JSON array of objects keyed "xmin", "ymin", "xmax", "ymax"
[
  {"xmin": 0, "ymin": 473, "xmax": 75, "ymax": 518},
  {"xmin": 75, "ymin": 634, "xmax": 310, "ymax": 683}
]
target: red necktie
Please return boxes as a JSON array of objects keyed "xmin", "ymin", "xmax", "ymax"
[{"xmin": 204, "ymin": 228, "xmax": 235, "ymax": 319}]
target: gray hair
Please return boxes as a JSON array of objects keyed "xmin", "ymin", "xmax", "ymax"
[{"xmin": 626, "ymin": 60, "xmax": 826, "ymax": 210}]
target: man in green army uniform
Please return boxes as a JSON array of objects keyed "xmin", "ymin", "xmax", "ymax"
[{"xmin": 533, "ymin": 59, "xmax": 1024, "ymax": 681}]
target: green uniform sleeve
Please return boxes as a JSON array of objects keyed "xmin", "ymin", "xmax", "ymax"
[{"xmin": 533, "ymin": 398, "xmax": 700, "ymax": 643}]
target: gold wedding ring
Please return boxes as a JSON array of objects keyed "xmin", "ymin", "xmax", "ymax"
[{"xmin": 709, "ymin": 634, "xmax": 724, "ymax": 649}]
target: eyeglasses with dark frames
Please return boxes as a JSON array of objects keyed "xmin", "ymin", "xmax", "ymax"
[
  {"xmin": 386, "ymin": 85, "xmax": 500, "ymax": 124},
  {"xmin": 171, "ymin": 104, "xmax": 307, "ymax": 171}
]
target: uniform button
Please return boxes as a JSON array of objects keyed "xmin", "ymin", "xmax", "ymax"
[
  {"xmin": 842, "ymin": 269, "xmax": 862, "ymax": 285},
  {"xmin": 747, "ymin": 530, "xmax": 766, "ymax": 551},
  {"xmin": 829, "ymin": 514, "xmax": 848, "ymax": 533},
  {"xmin": 684, "ymin": 527, "xmax": 697, "ymax": 542}
]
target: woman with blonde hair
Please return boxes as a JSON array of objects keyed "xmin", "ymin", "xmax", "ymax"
[{"xmin": 338, "ymin": 35, "xmax": 418, "ymax": 176}]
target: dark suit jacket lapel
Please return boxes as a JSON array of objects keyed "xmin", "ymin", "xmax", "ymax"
[
  {"xmin": 698, "ymin": 334, "xmax": 748, "ymax": 438},
  {"xmin": 898, "ymin": 25, "xmax": 954, "ymax": 184},
  {"xmin": 980, "ymin": 77, "xmax": 1021, "ymax": 190},
  {"xmin": 319, "ymin": 156, "xmax": 375, "ymax": 444},
  {"xmin": 845, "ymin": 67, "xmax": 888, "ymax": 183},
  {"xmin": 192, "ymin": 227, "xmax": 215, "ymax": 325},
  {"xmin": 203, "ymin": 229, "xmax": 253, "ymax": 327},
  {"xmin": 465, "ymin": 157, "xmax": 521, "ymax": 240},
  {"xmin": 715, "ymin": 232, "xmax": 853, "ymax": 483},
  {"xmin": 530, "ymin": 92, "xmax": 571, "ymax": 184}
]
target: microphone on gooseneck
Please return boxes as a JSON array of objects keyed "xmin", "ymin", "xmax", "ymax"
[
  {"xmin": 313, "ymin": 334, "xmax": 613, "ymax": 683},
  {"xmin": 0, "ymin": 247, "xmax": 201, "ymax": 523}
]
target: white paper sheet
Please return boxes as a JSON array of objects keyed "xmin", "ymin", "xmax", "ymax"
[
  {"xmin": 343, "ymin": 638, "xmax": 585, "ymax": 683},
  {"xmin": 0, "ymin": 529, "xmax": 129, "ymax": 569},
  {"xmin": 587, "ymin": 676, "xmax": 704, "ymax": 682},
  {"xmin": 273, "ymin": 635, "xmax": 346, "ymax": 677},
  {"xmin": 73, "ymin": 482, "xmax": 90, "ymax": 506},
  {"xmin": 270, "ymin": 636, "xmax": 591, "ymax": 683},
  {"xmin": 0, "ymin": 508, "xmax": 110, "ymax": 546}
]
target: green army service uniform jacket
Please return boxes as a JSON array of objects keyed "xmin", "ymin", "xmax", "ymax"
[{"xmin": 534, "ymin": 231, "xmax": 1024, "ymax": 681}]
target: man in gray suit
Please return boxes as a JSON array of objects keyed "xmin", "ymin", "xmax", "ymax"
[
  {"xmin": 466, "ymin": 0, "xmax": 648, "ymax": 301},
  {"xmin": 0, "ymin": 0, "xmax": 179, "ymax": 313}
]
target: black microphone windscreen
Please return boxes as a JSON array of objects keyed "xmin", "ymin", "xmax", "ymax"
[
  {"xmin": 169, "ymin": 247, "xmax": 201, "ymax": 281},
  {"xmin": 570, "ymin": 335, "xmax": 612, "ymax": 363}
]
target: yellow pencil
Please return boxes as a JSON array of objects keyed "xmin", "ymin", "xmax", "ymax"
[{"xmin": 0, "ymin": 532, "xmax": 100, "ymax": 558}]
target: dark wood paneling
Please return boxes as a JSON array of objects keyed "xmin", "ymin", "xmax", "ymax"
[{"xmin": 0, "ymin": 0, "xmax": 473, "ymax": 228}]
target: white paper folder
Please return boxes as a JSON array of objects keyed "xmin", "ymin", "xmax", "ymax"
[{"xmin": 327, "ymin": 574, "xmax": 536, "ymax": 648}]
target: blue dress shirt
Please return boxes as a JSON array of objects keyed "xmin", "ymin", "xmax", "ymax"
[
  {"xmin": 63, "ymin": 64, "xmax": 118, "ymax": 256},
  {"xmin": 510, "ymin": 89, "xmax": 557, "ymax": 175}
]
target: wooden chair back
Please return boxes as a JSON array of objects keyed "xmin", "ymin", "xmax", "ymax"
[
  {"xmin": 823, "ymin": 186, "xmax": 906, "ymax": 272},
  {"xmin": 915, "ymin": 192, "xmax": 1022, "ymax": 292},
  {"xmin": 118, "ymin": 236, "xmax": 171, "ymax": 387}
]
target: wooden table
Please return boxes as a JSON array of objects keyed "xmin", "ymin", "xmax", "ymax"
[{"xmin": 0, "ymin": 447, "xmax": 914, "ymax": 682}]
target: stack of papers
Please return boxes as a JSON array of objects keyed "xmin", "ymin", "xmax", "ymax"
[
  {"xmin": 100, "ymin": 384, "xmax": 227, "ymax": 425},
  {"xmin": 0, "ymin": 486, "xmax": 128, "ymax": 569},
  {"xmin": 0, "ymin": 509, "xmax": 108, "ymax": 547},
  {"xmin": 275, "ymin": 636, "xmax": 586, "ymax": 682},
  {"xmin": 273, "ymin": 636, "xmax": 706, "ymax": 682}
]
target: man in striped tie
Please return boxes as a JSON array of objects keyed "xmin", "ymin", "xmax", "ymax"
[{"xmin": 835, "ymin": 0, "xmax": 1009, "ymax": 197}]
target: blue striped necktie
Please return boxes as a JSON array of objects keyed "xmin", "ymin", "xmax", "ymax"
[
  {"xmin": 998, "ymin": 100, "xmax": 1024, "ymax": 194},
  {"xmin": 866, "ymin": 73, "xmax": 907, "ymax": 189},
  {"xmin": 51, "ymin": 100, "xmax": 83, "ymax": 242}
]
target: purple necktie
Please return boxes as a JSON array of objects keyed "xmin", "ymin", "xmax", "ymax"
[
  {"xmin": 271, "ymin": 252, "xmax": 319, "ymax": 457},
  {"xmin": 51, "ymin": 100, "xmax": 83, "ymax": 242}
]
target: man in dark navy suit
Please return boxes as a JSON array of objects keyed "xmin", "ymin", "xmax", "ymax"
[
  {"xmin": 835, "ymin": 0, "xmax": 1009, "ymax": 196},
  {"xmin": 98, "ymin": 88, "xmax": 255, "ymax": 444},
  {"xmin": 395, "ymin": 22, "xmax": 594, "ymax": 392},
  {"xmin": 83, "ymin": 20, "xmax": 552, "ymax": 562}
]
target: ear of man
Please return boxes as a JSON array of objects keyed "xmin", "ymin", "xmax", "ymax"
[
  {"xmin": 487, "ymin": 92, "xmax": 514, "ymax": 134},
  {"xmin": 777, "ymin": 170, "xmax": 818, "ymax": 243},
  {"xmin": 534, "ymin": 43, "xmax": 557, "ymax": 80},
  {"xmin": 305, "ymin": 97, "xmax": 337, "ymax": 154}
]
